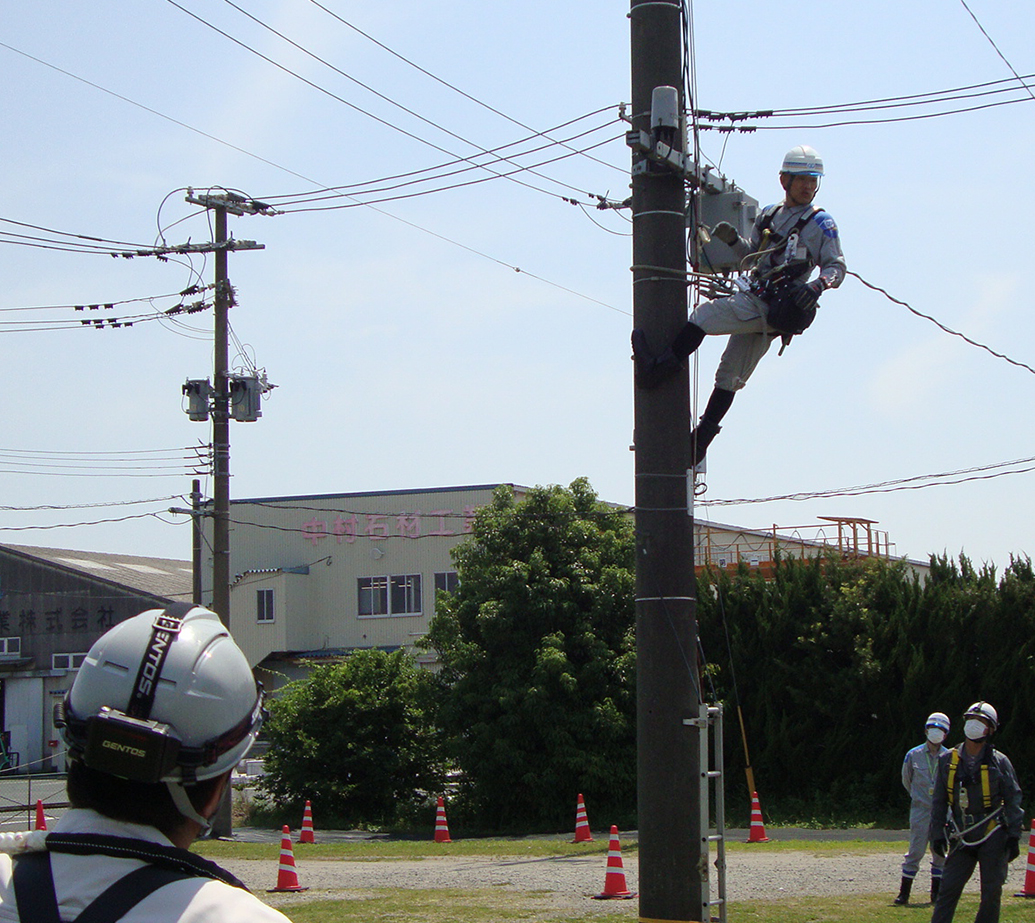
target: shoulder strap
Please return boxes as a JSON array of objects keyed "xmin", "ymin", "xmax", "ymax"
[
  {"xmin": 45, "ymin": 833, "xmax": 248, "ymax": 890},
  {"xmin": 13, "ymin": 851, "xmax": 60, "ymax": 923},
  {"xmin": 76, "ymin": 863, "xmax": 196, "ymax": 923},
  {"xmin": 946, "ymin": 747, "xmax": 961, "ymax": 805},
  {"xmin": 13, "ymin": 850, "xmax": 197, "ymax": 923}
]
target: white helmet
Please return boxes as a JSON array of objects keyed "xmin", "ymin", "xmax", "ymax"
[
  {"xmin": 58, "ymin": 604, "xmax": 264, "ymax": 786},
  {"xmin": 781, "ymin": 145, "xmax": 824, "ymax": 176},
  {"xmin": 964, "ymin": 701, "xmax": 998, "ymax": 731},
  {"xmin": 926, "ymin": 712, "xmax": 951, "ymax": 735}
]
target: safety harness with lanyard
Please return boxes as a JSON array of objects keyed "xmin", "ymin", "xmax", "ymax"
[
  {"xmin": 12, "ymin": 832, "xmax": 249, "ymax": 922},
  {"xmin": 944, "ymin": 744, "xmax": 1004, "ymax": 852},
  {"xmin": 747, "ymin": 204, "xmax": 823, "ymax": 345}
]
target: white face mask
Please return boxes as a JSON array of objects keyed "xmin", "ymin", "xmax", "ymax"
[
  {"xmin": 964, "ymin": 719, "xmax": 988, "ymax": 741},
  {"xmin": 926, "ymin": 728, "xmax": 946, "ymax": 745}
]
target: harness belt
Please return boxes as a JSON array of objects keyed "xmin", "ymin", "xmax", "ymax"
[
  {"xmin": 12, "ymin": 833, "xmax": 248, "ymax": 922},
  {"xmin": 946, "ymin": 747, "xmax": 1002, "ymax": 846}
]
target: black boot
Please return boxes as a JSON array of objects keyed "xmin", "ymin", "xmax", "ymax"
[
  {"xmin": 893, "ymin": 876, "xmax": 913, "ymax": 906},
  {"xmin": 631, "ymin": 329, "xmax": 681, "ymax": 389},
  {"xmin": 631, "ymin": 323, "xmax": 706, "ymax": 390},
  {"xmin": 930, "ymin": 877, "xmax": 941, "ymax": 904},
  {"xmin": 690, "ymin": 388, "xmax": 735, "ymax": 467}
]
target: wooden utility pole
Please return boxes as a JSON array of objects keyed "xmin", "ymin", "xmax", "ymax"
[{"xmin": 629, "ymin": 0, "xmax": 701, "ymax": 920}]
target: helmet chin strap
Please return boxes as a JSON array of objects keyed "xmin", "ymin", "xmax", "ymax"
[{"xmin": 166, "ymin": 781, "xmax": 215, "ymax": 836}]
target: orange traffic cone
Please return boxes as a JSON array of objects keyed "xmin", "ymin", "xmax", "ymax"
[
  {"xmin": 747, "ymin": 791, "xmax": 769, "ymax": 843},
  {"xmin": 34, "ymin": 800, "xmax": 46, "ymax": 831},
  {"xmin": 434, "ymin": 796, "xmax": 452, "ymax": 843},
  {"xmin": 1015, "ymin": 821, "xmax": 1035, "ymax": 896},
  {"xmin": 298, "ymin": 800, "xmax": 315, "ymax": 844},
  {"xmin": 268, "ymin": 825, "xmax": 308, "ymax": 892},
  {"xmin": 572, "ymin": 793, "xmax": 593, "ymax": 843},
  {"xmin": 593, "ymin": 825, "xmax": 636, "ymax": 899}
]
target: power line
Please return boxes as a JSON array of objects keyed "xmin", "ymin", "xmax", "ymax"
[
  {"xmin": 0, "ymin": 41, "xmax": 322, "ymax": 187},
  {"xmin": 0, "ymin": 42, "xmax": 628, "ymax": 319},
  {"xmin": 958, "ymin": 0, "xmax": 1035, "ymax": 102},
  {"xmin": 849, "ymin": 271, "xmax": 1035, "ymax": 377},
  {"xmin": 165, "ymin": 0, "xmax": 606, "ymax": 207},
  {"xmin": 259, "ymin": 111, "xmax": 620, "ymax": 207},
  {"xmin": 701, "ymin": 456, "xmax": 1035, "ymax": 507},
  {"xmin": 303, "ymin": 0, "xmax": 626, "ymax": 177}
]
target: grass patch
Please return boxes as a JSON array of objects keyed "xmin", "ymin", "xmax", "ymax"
[
  {"xmin": 255, "ymin": 889, "xmax": 1035, "ymax": 923},
  {"xmin": 728, "ymin": 895, "xmax": 1034, "ymax": 923},
  {"xmin": 194, "ymin": 837, "xmax": 617, "ymax": 862},
  {"xmin": 194, "ymin": 836, "xmax": 906, "ymax": 862}
]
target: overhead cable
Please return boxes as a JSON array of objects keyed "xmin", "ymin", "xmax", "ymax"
[
  {"xmin": 304, "ymin": 0, "xmax": 626, "ymax": 176},
  {"xmin": 701, "ymin": 456, "xmax": 1035, "ymax": 507},
  {"xmin": 958, "ymin": 0, "xmax": 1035, "ymax": 102},
  {"xmin": 849, "ymin": 271, "xmax": 1035, "ymax": 377},
  {"xmin": 166, "ymin": 0, "xmax": 607, "ymax": 207}
]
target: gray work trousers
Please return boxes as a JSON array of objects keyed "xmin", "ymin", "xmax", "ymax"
[
  {"xmin": 930, "ymin": 828, "xmax": 1009, "ymax": 923},
  {"xmin": 904, "ymin": 804, "xmax": 946, "ymax": 879},
  {"xmin": 689, "ymin": 290, "xmax": 776, "ymax": 392}
]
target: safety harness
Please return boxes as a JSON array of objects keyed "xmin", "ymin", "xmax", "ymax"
[
  {"xmin": 12, "ymin": 832, "xmax": 248, "ymax": 922},
  {"xmin": 945, "ymin": 746, "xmax": 1003, "ymax": 849},
  {"xmin": 747, "ymin": 204, "xmax": 824, "ymax": 339}
]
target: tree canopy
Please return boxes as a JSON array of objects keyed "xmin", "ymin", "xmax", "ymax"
[
  {"xmin": 259, "ymin": 648, "xmax": 445, "ymax": 826},
  {"xmin": 422, "ymin": 479, "xmax": 637, "ymax": 831}
]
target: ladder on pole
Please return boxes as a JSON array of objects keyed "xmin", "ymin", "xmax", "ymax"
[{"xmin": 697, "ymin": 704, "xmax": 726, "ymax": 923}]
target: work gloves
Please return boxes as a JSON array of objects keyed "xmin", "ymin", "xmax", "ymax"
[
  {"xmin": 793, "ymin": 276, "xmax": 829, "ymax": 311},
  {"xmin": 1008, "ymin": 837, "xmax": 1021, "ymax": 861},
  {"xmin": 711, "ymin": 222, "xmax": 739, "ymax": 246}
]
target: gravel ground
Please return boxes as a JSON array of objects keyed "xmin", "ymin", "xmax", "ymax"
[{"xmin": 214, "ymin": 831, "xmax": 1033, "ymax": 914}]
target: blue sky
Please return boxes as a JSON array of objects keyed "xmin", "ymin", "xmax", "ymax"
[{"xmin": 2, "ymin": 0, "xmax": 1034, "ymax": 569}]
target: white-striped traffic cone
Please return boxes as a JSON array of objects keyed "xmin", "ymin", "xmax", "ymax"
[
  {"xmin": 267, "ymin": 825, "xmax": 308, "ymax": 892},
  {"xmin": 298, "ymin": 800, "xmax": 315, "ymax": 844},
  {"xmin": 1015, "ymin": 821, "xmax": 1035, "ymax": 897},
  {"xmin": 434, "ymin": 796, "xmax": 452, "ymax": 843},
  {"xmin": 747, "ymin": 791, "xmax": 769, "ymax": 843},
  {"xmin": 572, "ymin": 793, "xmax": 593, "ymax": 843},
  {"xmin": 593, "ymin": 825, "xmax": 636, "ymax": 899}
]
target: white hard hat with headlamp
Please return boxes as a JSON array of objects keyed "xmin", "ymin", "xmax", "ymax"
[{"xmin": 57, "ymin": 604, "xmax": 265, "ymax": 828}]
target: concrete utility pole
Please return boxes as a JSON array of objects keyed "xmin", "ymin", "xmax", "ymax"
[
  {"xmin": 182, "ymin": 189, "xmax": 273, "ymax": 838},
  {"xmin": 212, "ymin": 204, "xmax": 232, "ymax": 628},
  {"xmin": 629, "ymin": 1, "xmax": 702, "ymax": 920}
]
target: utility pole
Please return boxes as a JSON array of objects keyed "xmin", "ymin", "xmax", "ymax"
[
  {"xmin": 182, "ymin": 189, "xmax": 274, "ymax": 838},
  {"xmin": 629, "ymin": 1, "xmax": 701, "ymax": 921},
  {"xmin": 191, "ymin": 478, "xmax": 203, "ymax": 605},
  {"xmin": 212, "ymin": 204, "xmax": 231, "ymax": 628}
]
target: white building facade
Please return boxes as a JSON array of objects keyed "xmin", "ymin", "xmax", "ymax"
[{"xmin": 210, "ymin": 485, "xmax": 526, "ymax": 673}]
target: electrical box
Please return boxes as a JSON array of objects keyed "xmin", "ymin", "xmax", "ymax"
[
  {"xmin": 690, "ymin": 189, "xmax": 759, "ymax": 275},
  {"xmin": 182, "ymin": 379, "xmax": 212, "ymax": 422},
  {"xmin": 230, "ymin": 375, "xmax": 262, "ymax": 422}
]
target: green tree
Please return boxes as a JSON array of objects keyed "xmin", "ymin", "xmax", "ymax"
[
  {"xmin": 259, "ymin": 648, "xmax": 445, "ymax": 826},
  {"xmin": 422, "ymin": 479, "xmax": 636, "ymax": 832}
]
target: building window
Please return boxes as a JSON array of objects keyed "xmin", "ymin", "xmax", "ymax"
[
  {"xmin": 390, "ymin": 574, "xmax": 422, "ymax": 615},
  {"xmin": 257, "ymin": 588, "xmax": 275, "ymax": 623},
  {"xmin": 53, "ymin": 652, "xmax": 87, "ymax": 671},
  {"xmin": 358, "ymin": 575, "xmax": 421, "ymax": 617},
  {"xmin": 0, "ymin": 637, "xmax": 20, "ymax": 656},
  {"xmin": 358, "ymin": 576, "xmax": 389, "ymax": 616},
  {"xmin": 434, "ymin": 571, "xmax": 459, "ymax": 594}
]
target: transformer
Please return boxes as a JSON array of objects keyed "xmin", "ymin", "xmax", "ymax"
[
  {"xmin": 690, "ymin": 188, "xmax": 759, "ymax": 275},
  {"xmin": 182, "ymin": 379, "xmax": 212, "ymax": 422}
]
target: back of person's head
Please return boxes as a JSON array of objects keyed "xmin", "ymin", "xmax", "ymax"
[{"xmin": 57, "ymin": 604, "xmax": 264, "ymax": 837}]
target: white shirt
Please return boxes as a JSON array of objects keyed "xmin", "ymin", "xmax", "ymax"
[{"xmin": 0, "ymin": 809, "xmax": 291, "ymax": 923}]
